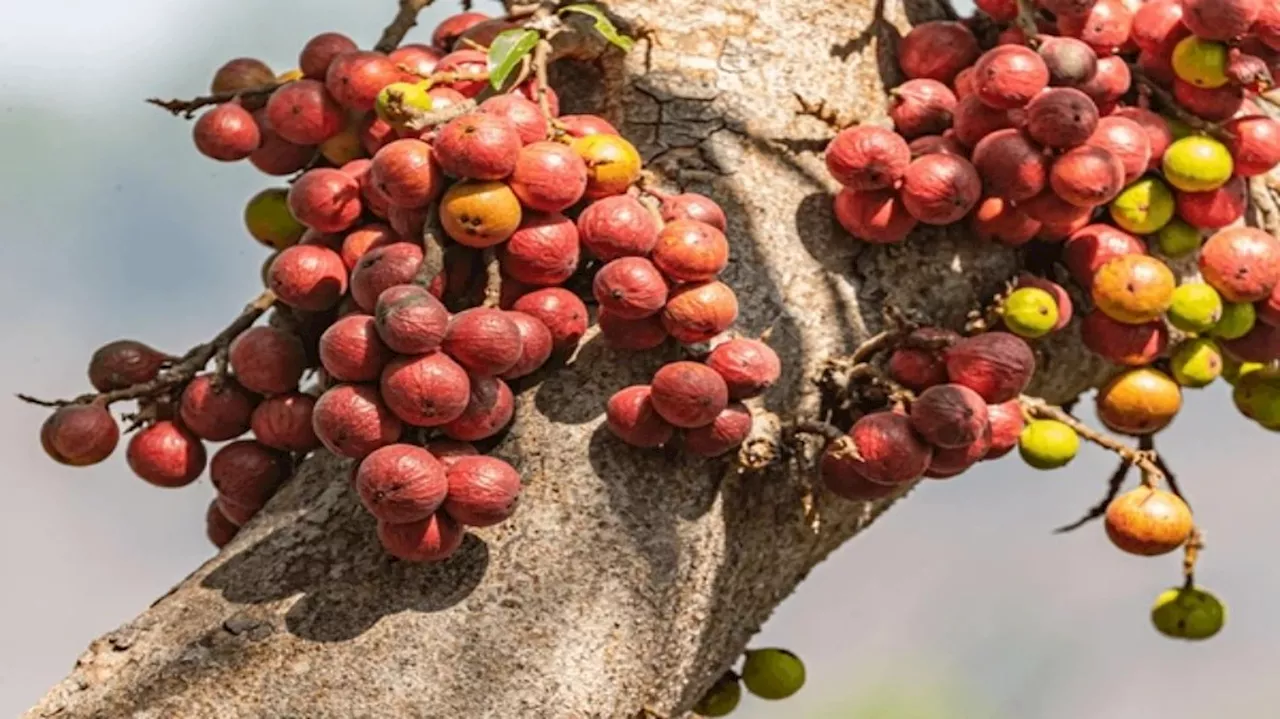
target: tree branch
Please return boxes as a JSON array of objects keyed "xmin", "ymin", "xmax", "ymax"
[
  {"xmin": 146, "ymin": 86, "xmax": 279, "ymax": 119},
  {"xmin": 374, "ymin": 0, "xmax": 436, "ymax": 53}
]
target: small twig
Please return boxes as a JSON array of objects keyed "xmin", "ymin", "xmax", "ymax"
[
  {"xmin": 1053, "ymin": 458, "xmax": 1132, "ymax": 534},
  {"xmin": 402, "ymin": 99, "xmax": 479, "ymax": 132},
  {"xmin": 532, "ymin": 37, "xmax": 554, "ymax": 124},
  {"xmin": 404, "ymin": 69, "xmax": 492, "ymax": 85},
  {"xmin": 413, "ymin": 204, "xmax": 448, "ymax": 290},
  {"xmin": 793, "ymin": 92, "xmax": 850, "ymax": 133},
  {"xmin": 1019, "ymin": 395, "xmax": 1166, "ymax": 484},
  {"xmin": 1182, "ymin": 526, "xmax": 1204, "ymax": 589},
  {"xmin": 374, "ymin": 0, "xmax": 435, "ymax": 53},
  {"xmin": 146, "ymin": 85, "xmax": 280, "ymax": 119},
  {"xmin": 848, "ymin": 330, "xmax": 895, "ymax": 365},
  {"xmin": 791, "ymin": 420, "xmax": 848, "ymax": 443},
  {"xmin": 18, "ymin": 291, "xmax": 277, "ymax": 409},
  {"xmin": 481, "ymin": 247, "xmax": 503, "ymax": 308},
  {"xmin": 1013, "ymin": 0, "xmax": 1043, "ymax": 47}
]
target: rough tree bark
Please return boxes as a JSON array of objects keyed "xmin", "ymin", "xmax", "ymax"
[{"xmin": 30, "ymin": 1, "xmax": 1114, "ymax": 717}]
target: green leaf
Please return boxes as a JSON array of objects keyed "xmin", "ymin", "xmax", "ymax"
[
  {"xmin": 558, "ymin": 4, "xmax": 635, "ymax": 52},
  {"xmin": 487, "ymin": 29, "xmax": 539, "ymax": 90}
]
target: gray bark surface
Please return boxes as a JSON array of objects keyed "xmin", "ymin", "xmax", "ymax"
[{"xmin": 30, "ymin": 1, "xmax": 1113, "ymax": 717}]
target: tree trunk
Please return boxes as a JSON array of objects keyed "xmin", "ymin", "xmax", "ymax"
[{"xmin": 29, "ymin": 1, "xmax": 1112, "ymax": 717}]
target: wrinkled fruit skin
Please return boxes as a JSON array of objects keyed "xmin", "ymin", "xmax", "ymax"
[
  {"xmin": 834, "ymin": 187, "xmax": 918, "ymax": 244},
  {"xmin": 377, "ymin": 512, "xmax": 464, "ymax": 562},
  {"xmin": 380, "ymin": 353, "xmax": 472, "ymax": 427},
  {"xmin": 649, "ymin": 362, "xmax": 730, "ymax": 429},
  {"xmin": 606, "ymin": 385, "xmax": 676, "ymax": 448},
  {"xmin": 228, "ymin": 326, "xmax": 307, "ymax": 396},
  {"xmin": 984, "ymin": 399, "xmax": 1024, "ymax": 459},
  {"xmin": 442, "ymin": 309, "xmax": 524, "ymax": 377},
  {"xmin": 1096, "ymin": 368, "xmax": 1182, "ymax": 435},
  {"xmin": 88, "ymin": 340, "xmax": 168, "ymax": 392},
  {"xmin": 684, "ymin": 402, "xmax": 754, "ymax": 458},
  {"xmin": 661, "ymin": 281, "xmax": 739, "ymax": 345},
  {"xmin": 311, "ymin": 383, "xmax": 403, "ymax": 459},
  {"xmin": 179, "ymin": 375, "xmax": 257, "ymax": 441},
  {"xmin": 374, "ymin": 284, "xmax": 449, "ymax": 355},
  {"xmin": 43, "ymin": 404, "xmax": 120, "ymax": 467},
  {"xmin": 824, "ymin": 126, "xmax": 911, "ymax": 190},
  {"xmin": 705, "ymin": 339, "xmax": 782, "ymax": 399},
  {"xmin": 900, "ymin": 153, "xmax": 982, "ymax": 225},
  {"xmin": 269, "ymin": 245, "xmax": 349, "ymax": 312},
  {"xmin": 444, "ymin": 455, "xmax": 522, "ymax": 527},
  {"xmin": 250, "ymin": 393, "xmax": 320, "ymax": 452},
  {"xmin": 944, "ymin": 332, "xmax": 1035, "ymax": 403},
  {"xmin": 356, "ymin": 443, "xmax": 448, "ymax": 524},
  {"xmin": 909, "ymin": 383, "xmax": 990, "ymax": 448},
  {"xmin": 441, "ymin": 375, "xmax": 515, "ymax": 441},
  {"xmin": 827, "ymin": 411, "xmax": 933, "ymax": 486},
  {"xmin": 1199, "ymin": 227, "xmax": 1280, "ymax": 303},
  {"xmin": 126, "ymin": 421, "xmax": 207, "ymax": 488}
]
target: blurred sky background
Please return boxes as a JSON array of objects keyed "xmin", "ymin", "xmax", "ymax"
[{"xmin": 1, "ymin": 1, "xmax": 1278, "ymax": 717}]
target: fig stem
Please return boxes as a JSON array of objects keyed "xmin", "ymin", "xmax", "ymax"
[
  {"xmin": 17, "ymin": 290, "xmax": 277, "ymax": 409},
  {"xmin": 401, "ymin": 99, "xmax": 479, "ymax": 132},
  {"xmin": 413, "ymin": 202, "xmax": 448, "ymax": 291},
  {"xmin": 481, "ymin": 247, "xmax": 503, "ymax": 308},
  {"xmin": 530, "ymin": 5, "xmax": 556, "ymax": 126},
  {"xmin": 145, "ymin": 85, "xmax": 280, "ymax": 119},
  {"xmin": 1182, "ymin": 526, "xmax": 1203, "ymax": 589},
  {"xmin": 1018, "ymin": 394, "xmax": 1166, "ymax": 484},
  {"xmin": 1013, "ymin": 0, "xmax": 1042, "ymax": 48},
  {"xmin": 374, "ymin": 0, "xmax": 435, "ymax": 54}
]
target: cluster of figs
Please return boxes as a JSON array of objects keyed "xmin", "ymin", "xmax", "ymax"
[{"xmin": 815, "ymin": 0, "xmax": 1280, "ymax": 648}]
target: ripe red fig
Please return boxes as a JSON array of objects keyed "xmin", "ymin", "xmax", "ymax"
[
  {"xmin": 833, "ymin": 187, "xmax": 918, "ymax": 244},
  {"xmin": 211, "ymin": 57, "xmax": 274, "ymax": 95},
  {"xmin": 1177, "ymin": 176, "xmax": 1248, "ymax": 230},
  {"xmin": 897, "ymin": 21, "xmax": 980, "ymax": 83},
  {"xmin": 888, "ymin": 328, "xmax": 959, "ymax": 391},
  {"xmin": 443, "ymin": 456, "xmax": 522, "ymax": 527},
  {"xmin": 211, "ymin": 440, "xmax": 286, "ymax": 510},
  {"xmin": 126, "ymin": 420, "xmax": 207, "ymax": 488},
  {"xmin": 1086, "ymin": 117, "xmax": 1151, "ymax": 184},
  {"xmin": 824, "ymin": 411, "xmax": 933, "ymax": 486},
  {"xmin": 42, "ymin": 404, "xmax": 119, "ymax": 466},
  {"xmin": 824, "ymin": 126, "xmax": 911, "ymax": 190},
  {"xmin": 229, "ymin": 326, "xmax": 306, "ymax": 396},
  {"xmin": 661, "ymin": 281, "xmax": 739, "ymax": 345},
  {"xmin": 1050, "ymin": 145, "xmax": 1126, "ymax": 208},
  {"xmin": 369, "ymin": 139, "xmax": 444, "ymax": 209},
  {"xmin": 442, "ymin": 308, "xmax": 524, "ymax": 376},
  {"xmin": 652, "ymin": 220, "xmax": 729, "ymax": 283},
  {"xmin": 685, "ymin": 402, "xmax": 754, "ymax": 458},
  {"xmin": 899, "ymin": 153, "xmax": 982, "ymax": 225},
  {"xmin": 319, "ymin": 314, "xmax": 393, "ymax": 383},
  {"xmin": 433, "ymin": 113, "xmax": 522, "ymax": 180},
  {"xmin": 593, "ymin": 257, "xmax": 669, "ymax": 319},
  {"xmin": 325, "ymin": 51, "xmax": 400, "ymax": 112},
  {"xmin": 193, "ymin": 103, "xmax": 261, "ymax": 161},
  {"xmin": 179, "ymin": 375, "xmax": 257, "ymax": 441},
  {"xmin": 1079, "ymin": 56, "xmax": 1132, "ymax": 111},
  {"xmin": 479, "ymin": 94, "xmax": 548, "ymax": 145},
  {"xmin": 509, "ymin": 141, "xmax": 589, "ymax": 212},
  {"xmin": 1221, "ymin": 322, "xmax": 1280, "ymax": 362},
  {"xmin": 983, "ymin": 399, "xmax": 1024, "ymax": 459},
  {"xmin": 265, "ymin": 80, "xmax": 344, "ymax": 146},
  {"xmin": 910, "ymin": 383, "xmax": 990, "ymax": 448},
  {"xmin": 378, "ymin": 512, "xmax": 464, "ymax": 562},
  {"xmin": 288, "ymin": 168, "xmax": 362, "ymax": 233},
  {"xmin": 971, "ymin": 129, "xmax": 1050, "ymax": 202},
  {"xmin": 650, "ymin": 361, "xmax": 730, "ymax": 429},
  {"xmin": 355, "ymin": 443, "xmax": 447, "ymax": 524},
  {"xmin": 351, "ymin": 242, "xmax": 425, "ymax": 312},
  {"xmin": 598, "ymin": 311, "xmax": 669, "ymax": 351},
  {"xmin": 944, "ymin": 332, "xmax": 1035, "ymax": 403},
  {"xmin": 558, "ymin": 114, "xmax": 619, "ymax": 138},
  {"xmin": 1181, "ymin": 0, "xmax": 1260, "ymax": 41},
  {"xmin": 312, "ymin": 383, "xmax": 402, "ymax": 459},
  {"xmin": 952, "ymin": 95, "xmax": 1014, "ymax": 147},
  {"xmin": 972, "ymin": 197, "xmax": 1041, "ymax": 246},
  {"xmin": 660, "ymin": 193, "xmax": 728, "ymax": 231},
  {"xmin": 1132, "ymin": 0, "xmax": 1189, "ymax": 54},
  {"xmin": 250, "ymin": 392, "xmax": 320, "ymax": 452},
  {"xmin": 88, "ymin": 340, "xmax": 169, "ymax": 391},
  {"xmin": 1224, "ymin": 116, "xmax": 1280, "ymax": 177},
  {"xmin": 501, "ymin": 311, "xmax": 554, "ymax": 379},
  {"xmin": 206, "ymin": 501, "xmax": 240, "ymax": 547},
  {"xmin": 973, "ymin": 45, "xmax": 1050, "ymax": 109},
  {"xmin": 908, "ymin": 133, "xmax": 966, "ymax": 158},
  {"xmin": 511, "ymin": 288, "xmax": 589, "ymax": 353},
  {"xmin": 268, "ymin": 244, "xmax": 348, "ymax": 311},
  {"xmin": 432, "ymin": 11, "xmax": 490, "ymax": 49},
  {"xmin": 1110, "ymin": 107, "xmax": 1173, "ymax": 171},
  {"xmin": 706, "ymin": 339, "xmax": 782, "ymax": 399},
  {"xmin": 1172, "ymin": 80, "xmax": 1244, "ymax": 122},
  {"xmin": 1056, "ymin": 0, "xmax": 1135, "ymax": 54},
  {"xmin": 1038, "ymin": 37, "xmax": 1098, "ymax": 87},
  {"xmin": 1026, "ymin": 88, "xmax": 1099, "ymax": 149},
  {"xmin": 374, "ymin": 284, "xmax": 449, "ymax": 355},
  {"xmin": 299, "ymin": 32, "xmax": 358, "ymax": 79},
  {"xmin": 501, "ymin": 212, "xmax": 581, "ymax": 286},
  {"xmin": 578, "ymin": 195, "xmax": 661, "ymax": 261},
  {"xmin": 888, "ymin": 79, "xmax": 958, "ymax": 138},
  {"xmin": 1081, "ymin": 311, "xmax": 1169, "ymax": 365},
  {"xmin": 441, "ymin": 375, "xmax": 514, "ymax": 441},
  {"xmin": 380, "ymin": 353, "xmax": 472, "ymax": 427},
  {"xmin": 1199, "ymin": 227, "xmax": 1280, "ymax": 303},
  {"xmin": 434, "ymin": 50, "xmax": 490, "ymax": 97},
  {"xmin": 927, "ymin": 423, "xmax": 992, "ymax": 476},
  {"xmin": 607, "ymin": 385, "xmax": 676, "ymax": 447},
  {"xmin": 339, "ymin": 223, "xmax": 397, "ymax": 271}
]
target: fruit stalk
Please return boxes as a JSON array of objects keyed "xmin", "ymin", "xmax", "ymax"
[
  {"xmin": 17, "ymin": 290, "xmax": 277, "ymax": 408},
  {"xmin": 1018, "ymin": 394, "xmax": 1166, "ymax": 485},
  {"xmin": 1182, "ymin": 525, "xmax": 1204, "ymax": 588}
]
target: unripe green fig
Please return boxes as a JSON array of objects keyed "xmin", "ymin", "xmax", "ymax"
[
  {"xmin": 1166, "ymin": 283, "xmax": 1222, "ymax": 333},
  {"xmin": 693, "ymin": 672, "xmax": 742, "ymax": 717},
  {"xmin": 1170, "ymin": 338, "xmax": 1223, "ymax": 388},
  {"xmin": 741, "ymin": 648, "xmax": 805, "ymax": 700},
  {"xmin": 245, "ymin": 188, "xmax": 306, "ymax": 250},
  {"xmin": 1162, "ymin": 137, "xmax": 1233, "ymax": 193},
  {"xmin": 1155, "ymin": 219, "xmax": 1203, "ymax": 258},
  {"xmin": 1110, "ymin": 177, "xmax": 1175, "ymax": 235},
  {"xmin": 1151, "ymin": 585, "xmax": 1225, "ymax": 641},
  {"xmin": 1221, "ymin": 356, "xmax": 1264, "ymax": 386},
  {"xmin": 1211, "ymin": 301, "xmax": 1256, "ymax": 340},
  {"xmin": 1000, "ymin": 287, "xmax": 1059, "ymax": 339},
  {"xmin": 1018, "ymin": 419, "xmax": 1079, "ymax": 469},
  {"xmin": 1171, "ymin": 37, "xmax": 1229, "ymax": 89}
]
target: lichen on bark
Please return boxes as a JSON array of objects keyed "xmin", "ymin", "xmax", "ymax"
[{"xmin": 29, "ymin": 1, "xmax": 1120, "ymax": 717}]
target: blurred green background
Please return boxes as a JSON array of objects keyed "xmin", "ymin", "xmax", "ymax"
[{"xmin": 1, "ymin": 1, "xmax": 1277, "ymax": 717}]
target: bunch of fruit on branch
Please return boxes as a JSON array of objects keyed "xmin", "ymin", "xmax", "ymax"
[
  {"xmin": 31, "ymin": 4, "xmax": 785, "ymax": 566},
  {"xmin": 817, "ymin": 0, "xmax": 1280, "ymax": 644}
]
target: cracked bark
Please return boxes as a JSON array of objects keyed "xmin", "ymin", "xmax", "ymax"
[{"xmin": 30, "ymin": 1, "xmax": 1118, "ymax": 717}]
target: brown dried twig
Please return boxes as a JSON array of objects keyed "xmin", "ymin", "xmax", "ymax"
[
  {"xmin": 146, "ymin": 85, "xmax": 279, "ymax": 119},
  {"xmin": 17, "ymin": 291, "xmax": 277, "ymax": 409},
  {"xmin": 374, "ymin": 0, "xmax": 436, "ymax": 53}
]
